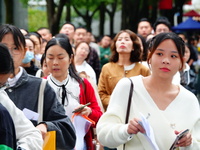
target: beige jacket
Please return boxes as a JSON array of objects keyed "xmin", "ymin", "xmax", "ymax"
[{"xmin": 98, "ymin": 62, "xmax": 150, "ymax": 110}]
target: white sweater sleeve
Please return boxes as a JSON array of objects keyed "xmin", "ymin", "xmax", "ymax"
[
  {"xmin": 97, "ymin": 77, "xmax": 133, "ymax": 148},
  {"xmin": 0, "ymin": 90, "xmax": 43, "ymax": 150}
]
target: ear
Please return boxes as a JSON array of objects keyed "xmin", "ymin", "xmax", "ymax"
[
  {"xmin": 69, "ymin": 54, "xmax": 74, "ymax": 64},
  {"xmin": 183, "ymin": 56, "xmax": 187, "ymax": 63},
  {"xmin": 23, "ymin": 47, "xmax": 28, "ymax": 58},
  {"xmin": 148, "ymin": 59, "xmax": 151, "ymax": 64}
]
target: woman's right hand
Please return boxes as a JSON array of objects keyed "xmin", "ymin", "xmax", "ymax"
[{"xmin": 127, "ymin": 118, "xmax": 145, "ymax": 134}]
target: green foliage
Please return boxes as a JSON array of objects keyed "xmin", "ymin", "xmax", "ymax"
[
  {"xmin": 71, "ymin": 0, "xmax": 116, "ymax": 12},
  {"xmin": 28, "ymin": 8, "xmax": 47, "ymax": 32},
  {"xmin": 20, "ymin": 0, "xmax": 29, "ymax": 7}
]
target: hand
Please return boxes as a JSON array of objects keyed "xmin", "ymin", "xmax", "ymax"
[
  {"xmin": 127, "ymin": 118, "xmax": 145, "ymax": 134},
  {"xmin": 174, "ymin": 130, "xmax": 192, "ymax": 148},
  {"xmin": 36, "ymin": 123, "xmax": 47, "ymax": 139},
  {"xmin": 80, "ymin": 106, "xmax": 92, "ymax": 116},
  {"xmin": 75, "ymin": 105, "xmax": 92, "ymax": 116}
]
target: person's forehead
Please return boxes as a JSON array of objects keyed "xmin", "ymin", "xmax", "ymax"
[
  {"xmin": 138, "ymin": 21, "xmax": 151, "ymax": 27},
  {"xmin": 156, "ymin": 24, "xmax": 169, "ymax": 29},
  {"xmin": 75, "ymin": 28, "xmax": 87, "ymax": 33},
  {"xmin": 118, "ymin": 32, "xmax": 130, "ymax": 37},
  {"xmin": 39, "ymin": 29, "xmax": 49, "ymax": 34},
  {"xmin": 62, "ymin": 24, "xmax": 74, "ymax": 29},
  {"xmin": 25, "ymin": 39, "xmax": 34, "ymax": 45},
  {"xmin": 77, "ymin": 42, "xmax": 89, "ymax": 48},
  {"xmin": 103, "ymin": 36, "xmax": 111, "ymax": 40}
]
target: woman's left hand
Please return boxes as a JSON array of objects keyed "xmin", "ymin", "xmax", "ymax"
[
  {"xmin": 174, "ymin": 130, "xmax": 192, "ymax": 148},
  {"xmin": 36, "ymin": 123, "xmax": 47, "ymax": 139},
  {"xmin": 74, "ymin": 105, "xmax": 92, "ymax": 116},
  {"xmin": 80, "ymin": 106, "xmax": 92, "ymax": 116}
]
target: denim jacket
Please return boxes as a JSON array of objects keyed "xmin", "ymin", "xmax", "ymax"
[{"xmin": 5, "ymin": 69, "xmax": 76, "ymax": 150}]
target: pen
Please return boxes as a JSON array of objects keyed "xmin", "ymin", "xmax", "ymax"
[{"xmin": 72, "ymin": 102, "xmax": 91, "ymax": 113}]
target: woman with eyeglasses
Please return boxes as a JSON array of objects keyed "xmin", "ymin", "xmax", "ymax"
[
  {"xmin": 0, "ymin": 43, "xmax": 43, "ymax": 150},
  {"xmin": 74, "ymin": 41, "xmax": 97, "ymax": 84},
  {"xmin": 0, "ymin": 24, "xmax": 76, "ymax": 149}
]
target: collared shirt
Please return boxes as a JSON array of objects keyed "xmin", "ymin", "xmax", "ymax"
[
  {"xmin": 47, "ymin": 74, "xmax": 80, "ymax": 118},
  {"xmin": 8, "ymin": 67, "xmax": 23, "ymax": 87}
]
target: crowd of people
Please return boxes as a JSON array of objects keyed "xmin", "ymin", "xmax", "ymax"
[{"xmin": 0, "ymin": 16, "xmax": 200, "ymax": 150}]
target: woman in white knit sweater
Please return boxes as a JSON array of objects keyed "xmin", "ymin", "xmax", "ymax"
[{"xmin": 97, "ymin": 32, "xmax": 200, "ymax": 150}]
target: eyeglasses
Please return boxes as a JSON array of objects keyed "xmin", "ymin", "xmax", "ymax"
[
  {"xmin": 9, "ymin": 47, "xmax": 21, "ymax": 55},
  {"xmin": 0, "ymin": 82, "xmax": 9, "ymax": 90}
]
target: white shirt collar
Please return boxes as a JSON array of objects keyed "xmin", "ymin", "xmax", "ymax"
[{"xmin": 8, "ymin": 67, "xmax": 23, "ymax": 87}]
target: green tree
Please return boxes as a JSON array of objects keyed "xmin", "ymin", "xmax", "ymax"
[
  {"xmin": 99, "ymin": 0, "xmax": 118, "ymax": 36},
  {"xmin": 70, "ymin": 0, "xmax": 102, "ymax": 32},
  {"xmin": 105, "ymin": 0, "xmax": 118, "ymax": 36},
  {"xmin": 99, "ymin": 1, "xmax": 106, "ymax": 36},
  {"xmin": 121, "ymin": 0, "xmax": 141, "ymax": 32},
  {"xmin": 28, "ymin": 8, "xmax": 47, "ymax": 32},
  {"xmin": 46, "ymin": 0, "xmax": 68, "ymax": 35}
]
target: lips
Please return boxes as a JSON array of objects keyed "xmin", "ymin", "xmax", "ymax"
[
  {"xmin": 53, "ymin": 68, "xmax": 60, "ymax": 71},
  {"xmin": 160, "ymin": 67, "xmax": 170, "ymax": 72},
  {"xmin": 120, "ymin": 45, "xmax": 126, "ymax": 48}
]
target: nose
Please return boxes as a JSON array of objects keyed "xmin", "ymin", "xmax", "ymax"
[
  {"xmin": 120, "ymin": 39, "xmax": 125, "ymax": 43},
  {"xmin": 162, "ymin": 57, "xmax": 170, "ymax": 64},
  {"xmin": 53, "ymin": 58, "xmax": 58, "ymax": 65}
]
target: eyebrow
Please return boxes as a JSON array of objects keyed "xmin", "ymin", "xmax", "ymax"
[
  {"xmin": 47, "ymin": 53, "xmax": 65, "ymax": 56},
  {"xmin": 156, "ymin": 48, "xmax": 178, "ymax": 54}
]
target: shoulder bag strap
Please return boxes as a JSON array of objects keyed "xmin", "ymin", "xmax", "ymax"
[
  {"xmin": 37, "ymin": 79, "xmax": 47, "ymax": 123},
  {"xmin": 123, "ymin": 78, "xmax": 134, "ymax": 150},
  {"xmin": 125, "ymin": 78, "xmax": 134, "ymax": 124}
]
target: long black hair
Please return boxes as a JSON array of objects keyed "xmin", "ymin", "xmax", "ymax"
[
  {"xmin": 0, "ymin": 43, "xmax": 14, "ymax": 75},
  {"xmin": 0, "ymin": 24, "xmax": 26, "ymax": 52}
]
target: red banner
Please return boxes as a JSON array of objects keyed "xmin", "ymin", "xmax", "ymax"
[
  {"xmin": 185, "ymin": 0, "xmax": 192, "ymax": 5},
  {"xmin": 159, "ymin": 0, "xmax": 173, "ymax": 10}
]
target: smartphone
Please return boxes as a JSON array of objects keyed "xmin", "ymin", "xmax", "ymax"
[
  {"xmin": 169, "ymin": 129, "xmax": 189, "ymax": 150},
  {"xmin": 72, "ymin": 102, "xmax": 91, "ymax": 113}
]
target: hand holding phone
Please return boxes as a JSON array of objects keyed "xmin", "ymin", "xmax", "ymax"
[
  {"xmin": 72, "ymin": 102, "xmax": 91, "ymax": 113},
  {"xmin": 169, "ymin": 129, "xmax": 189, "ymax": 150}
]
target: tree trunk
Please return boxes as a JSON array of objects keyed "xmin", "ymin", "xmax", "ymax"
[
  {"xmin": 66, "ymin": 3, "xmax": 71, "ymax": 22},
  {"xmin": 121, "ymin": 0, "xmax": 129, "ymax": 30},
  {"xmin": 150, "ymin": 3, "xmax": 158, "ymax": 26},
  {"xmin": 130, "ymin": 0, "xmax": 140, "ymax": 32},
  {"xmin": 140, "ymin": 0, "xmax": 149, "ymax": 18},
  {"xmin": 85, "ymin": 16, "xmax": 92, "ymax": 32},
  {"xmin": 4, "ymin": 0, "xmax": 14, "ymax": 24},
  {"xmin": 46, "ymin": 0, "xmax": 67, "ymax": 35},
  {"xmin": 99, "ymin": 2, "xmax": 106, "ymax": 36},
  {"xmin": 121, "ymin": 0, "xmax": 140, "ymax": 32},
  {"xmin": 109, "ymin": 2, "xmax": 117, "ymax": 37},
  {"xmin": 46, "ymin": 0, "xmax": 54, "ymax": 33}
]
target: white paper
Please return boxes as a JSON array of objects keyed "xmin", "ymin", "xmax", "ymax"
[
  {"xmin": 139, "ymin": 113, "xmax": 159, "ymax": 150},
  {"xmin": 22, "ymin": 108, "xmax": 39, "ymax": 121},
  {"xmin": 73, "ymin": 115, "xmax": 92, "ymax": 150}
]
